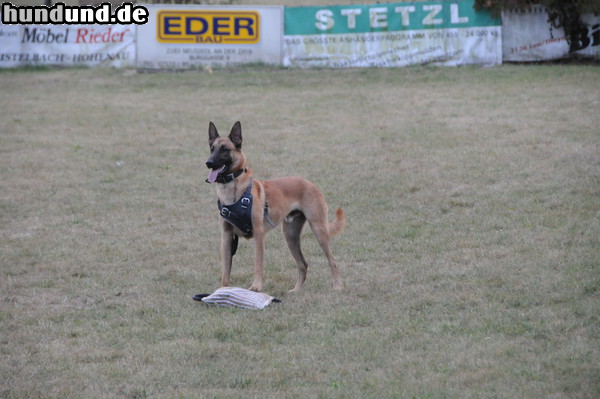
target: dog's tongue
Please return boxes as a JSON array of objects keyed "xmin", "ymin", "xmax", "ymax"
[{"xmin": 207, "ymin": 166, "xmax": 225, "ymax": 183}]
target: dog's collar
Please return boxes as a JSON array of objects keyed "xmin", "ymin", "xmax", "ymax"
[{"xmin": 210, "ymin": 168, "xmax": 247, "ymax": 184}]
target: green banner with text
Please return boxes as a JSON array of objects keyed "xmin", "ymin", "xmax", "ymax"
[
  {"xmin": 285, "ymin": 0, "xmax": 499, "ymax": 35},
  {"xmin": 283, "ymin": 0, "xmax": 501, "ymax": 68}
]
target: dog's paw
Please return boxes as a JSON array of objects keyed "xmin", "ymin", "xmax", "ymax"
[{"xmin": 248, "ymin": 284, "xmax": 262, "ymax": 292}]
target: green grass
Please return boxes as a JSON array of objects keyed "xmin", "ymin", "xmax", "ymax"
[{"xmin": 1, "ymin": 65, "xmax": 599, "ymax": 398}]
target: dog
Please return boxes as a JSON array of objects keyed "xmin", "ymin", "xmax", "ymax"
[{"xmin": 205, "ymin": 121, "xmax": 345, "ymax": 292}]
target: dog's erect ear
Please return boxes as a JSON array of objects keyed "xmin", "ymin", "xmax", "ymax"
[
  {"xmin": 229, "ymin": 121, "xmax": 243, "ymax": 150},
  {"xmin": 208, "ymin": 122, "xmax": 219, "ymax": 147}
]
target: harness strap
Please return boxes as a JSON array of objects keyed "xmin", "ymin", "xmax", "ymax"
[
  {"xmin": 231, "ymin": 234, "xmax": 239, "ymax": 256},
  {"xmin": 264, "ymin": 202, "xmax": 276, "ymax": 228}
]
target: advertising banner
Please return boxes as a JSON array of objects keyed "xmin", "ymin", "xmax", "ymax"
[
  {"xmin": 502, "ymin": 6, "xmax": 600, "ymax": 61},
  {"xmin": 283, "ymin": 0, "xmax": 501, "ymax": 68},
  {"xmin": 0, "ymin": 24, "xmax": 135, "ymax": 68},
  {"xmin": 137, "ymin": 5, "xmax": 283, "ymax": 69}
]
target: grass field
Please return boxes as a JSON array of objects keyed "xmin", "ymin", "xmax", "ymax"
[{"xmin": 1, "ymin": 64, "xmax": 599, "ymax": 398}]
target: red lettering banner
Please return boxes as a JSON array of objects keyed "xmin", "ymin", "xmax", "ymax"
[{"xmin": 0, "ymin": 23, "xmax": 135, "ymax": 67}]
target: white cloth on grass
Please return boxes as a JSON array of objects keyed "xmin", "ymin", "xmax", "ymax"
[{"xmin": 198, "ymin": 287, "xmax": 278, "ymax": 310}]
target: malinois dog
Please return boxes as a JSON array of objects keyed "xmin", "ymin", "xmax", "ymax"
[{"xmin": 205, "ymin": 121, "xmax": 345, "ymax": 292}]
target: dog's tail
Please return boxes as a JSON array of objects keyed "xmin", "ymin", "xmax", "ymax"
[{"xmin": 328, "ymin": 208, "xmax": 346, "ymax": 238}]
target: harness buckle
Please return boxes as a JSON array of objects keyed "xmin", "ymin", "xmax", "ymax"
[
  {"xmin": 240, "ymin": 197, "xmax": 251, "ymax": 208},
  {"xmin": 220, "ymin": 207, "xmax": 232, "ymax": 218}
]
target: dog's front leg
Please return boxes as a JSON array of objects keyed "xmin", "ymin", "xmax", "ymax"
[
  {"xmin": 220, "ymin": 222, "xmax": 234, "ymax": 287},
  {"xmin": 249, "ymin": 226, "xmax": 265, "ymax": 292}
]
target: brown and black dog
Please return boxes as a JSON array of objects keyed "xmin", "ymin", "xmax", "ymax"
[{"xmin": 205, "ymin": 121, "xmax": 345, "ymax": 292}]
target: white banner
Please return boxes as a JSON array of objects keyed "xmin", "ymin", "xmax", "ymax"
[
  {"xmin": 137, "ymin": 5, "xmax": 283, "ymax": 69},
  {"xmin": 502, "ymin": 6, "xmax": 600, "ymax": 61},
  {"xmin": 0, "ymin": 23, "xmax": 135, "ymax": 68},
  {"xmin": 283, "ymin": 0, "xmax": 502, "ymax": 68}
]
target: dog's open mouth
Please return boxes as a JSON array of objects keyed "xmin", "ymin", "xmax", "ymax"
[{"xmin": 207, "ymin": 165, "xmax": 226, "ymax": 183}]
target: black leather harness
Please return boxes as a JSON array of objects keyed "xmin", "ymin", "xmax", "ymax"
[
  {"xmin": 218, "ymin": 180, "xmax": 255, "ymax": 237},
  {"xmin": 217, "ymin": 179, "xmax": 276, "ymax": 234},
  {"xmin": 215, "ymin": 178, "xmax": 276, "ymax": 256}
]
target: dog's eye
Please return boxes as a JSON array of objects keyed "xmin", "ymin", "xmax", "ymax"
[{"xmin": 221, "ymin": 146, "xmax": 229, "ymax": 153}]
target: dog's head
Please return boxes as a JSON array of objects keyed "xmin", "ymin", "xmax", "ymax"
[{"xmin": 205, "ymin": 121, "xmax": 244, "ymax": 183}]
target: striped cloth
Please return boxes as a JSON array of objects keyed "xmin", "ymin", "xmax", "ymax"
[{"xmin": 194, "ymin": 287, "xmax": 279, "ymax": 310}]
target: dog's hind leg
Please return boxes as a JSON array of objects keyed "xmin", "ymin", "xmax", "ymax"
[
  {"xmin": 283, "ymin": 212, "xmax": 309, "ymax": 292},
  {"xmin": 309, "ymin": 220, "xmax": 344, "ymax": 291}
]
